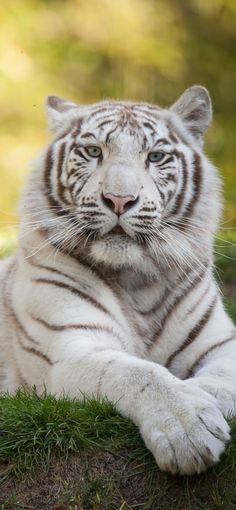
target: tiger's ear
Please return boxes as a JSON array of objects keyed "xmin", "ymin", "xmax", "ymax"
[
  {"xmin": 170, "ymin": 86, "xmax": 212, "ymax": 142},
  {"xmin": 45, "ymin": 96, "xmax": 78, "ymax": 132}
]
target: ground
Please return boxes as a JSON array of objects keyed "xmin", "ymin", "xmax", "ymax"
[{"xmin": 1, "ymin": 448, "xmax": 236, "ymax": 510}]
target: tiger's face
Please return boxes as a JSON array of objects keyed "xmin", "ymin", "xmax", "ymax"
[
  {"xmin": 25, "ymin": 86, "xmax": 220, "ymax": 272},
  {"xmin": 50, "ymin": 106, "xmax": 180, "ymax": 263}
]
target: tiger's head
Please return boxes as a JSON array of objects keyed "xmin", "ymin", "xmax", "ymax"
[{"xmin": 22, "ymin": 86, "xmax": 221, "ymax": 275}]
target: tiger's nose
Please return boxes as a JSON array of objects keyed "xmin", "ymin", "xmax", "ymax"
[{"xmin": 102, "ymin": 193, "xmax": 138, "ymax": 215}]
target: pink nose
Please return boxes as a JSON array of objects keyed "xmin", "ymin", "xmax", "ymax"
[{"xmin": 102, "ymin": 193, "xmax": 138, "ymax": 215}]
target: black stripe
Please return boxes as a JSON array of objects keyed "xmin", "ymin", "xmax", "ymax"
[
  {"xmin": 158, "ymin": 188, "xmax": 165, "ymax": 204},
  {"xmin": 167, "ymin": 121, "xmax": 191, "ymax": 147},
  {"xmin": 131, "ymin": 222, "xmax": 155, "ymax": 229},
  {"xmin": 149, "ymin": 266, "xmax": 208, "ymax": 344},
  {"xmin": 166, "ymin": 173, "xmax": 177, "ymax": 182},
  {"xmin": 72, "ymin": 117, "xmax": 84, "ymax": 136},
  {"xmin": 184, "ymin": 281, "xmax": 211, "ymax": 317},
  {"xmin": 133, "ymin": 104, "xmax": 160, "ymax": 114},
  {"xmin": 56, "ymin": 142, "xmax": 71, "ymax": 205},
  {"xmin": 186, "ymin": 331, "xmax": 236, "ymax": 378},
  {"xmin": 17, "ymin": 333, "xmax": 53, "ymax": 365},
  {"xmin": 158, "ymin": 156, "xmax": 174, "ymax": 167},
  {"xmin": 74, "ymin": 148, "xmax": 90, "ymax": 161},
  {"xmin": 143, "ymin": 121, "xmax": 156, "ymax": 131},
  {"xmin": 184, "ymin": 152, "xmax": 202, "ymax": 218},
  {"xmin": 44, "ymin": 146, "xmax": 65, "ymax": 215},
  {"xmin": 26, "ymin": 257, "xmax": 103, "ymax": 300},
  {"xmin": 97, "ymin": 119, "xmax": 114, "ymax": 128},
  {"xmin": 31, "ymin": 316, "xmax": 122, "ymax": 342},
  {"xmin": 153, "ymin": 138, "xmax": 170, "ymax": 146},
  {"xmin": 105, "ymin": 126, "xmax": 119, "ymax": 144},
  {"xmin": 80, "ymin": 132, "xmax": 96, "ymax": 139},
  {"xmin": 33, "ymin": 278, "xmax": 115, "ymax": 318},
  {"xmin": 80, "ymin": 202, "xmax": 99, "ymax": 208},
  {"xmin": 133, "ymin": 214, "xmax": 157, "ymax": 221},
  {"xmin": 2, "ymin": 262, "xmax": 39, "ymax": 347},
  {"xmin": 140, "ymin": 287, "xmax": 170, "ymax": 317},
  {"xmin": 168, "ymin": 126, "xmax": 178, "ymax": 144},
  {"xmin": 54, "ymin": 128, "xmax": 71, "ymax": 142},
  {"xmin": 166, "ymin": 295, "xmax": 218, "ymax": 368},
  {"xmin": 139, "ymin": 206, "xmax": 157, "ymax": 212},
  {"xmin": 136, "ymin": 113, "xmax": 158, "ymax": 126},
  {"xmin": 2, "ymin": 262, "xmax": 52, "ymax": 365},
  {"xmin": 171, "ymin": 151, "xmax": 188, "ymax": 215},
  {"xmin": 27, "ymin": 250, "xmax": 120, "ymax": 311},
  {"xmin": 72, "ymin": 175, "xmax": 89, "ymax": 198},
  {"xmin": 82, "ymin": 211, "xmax": 106, "ymax": 217},
  {"xmin": 27, "ymin": 258, "xmax": 90, "ymax": 285},
  {"xmin": 44, "ymin": 146, "xmax": 53, "ymax": 190},
  {"xmin": 97, "ymin": 359, "xmax": 116, "ymax": 395},
  {"xmin": 88, "ymin": 107, "xmax": 110, "ymax": 119}
]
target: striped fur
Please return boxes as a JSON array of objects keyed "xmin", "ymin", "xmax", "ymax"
[{"xmin": 0, "ymin": 86, "xmax": 235, "ymax": 475}]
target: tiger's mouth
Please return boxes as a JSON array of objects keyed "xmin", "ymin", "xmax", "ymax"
[
  {"xmin": 110, "ymin": 225, "xmax": 126, "ymax": 235},
  {"xmin": 100, "ymin": 223, "xmax": 145, "ymax": 245}
]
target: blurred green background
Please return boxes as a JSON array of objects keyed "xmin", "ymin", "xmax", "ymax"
[{"xmin": 0, "ymin": 0, "xmax": 236, "ymax": 246}]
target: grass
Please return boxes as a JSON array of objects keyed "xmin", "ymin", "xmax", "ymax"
[
  {"xmin": 0, "ymin": 390, "xmax": 236, "ymax": 509},
  {"xmin": 0, "ymin": 229, "xmax": 235, "ymax": 508},
  {"xmin": 0, "ymin": 390, "xmax": 143, "ymax": 478}
]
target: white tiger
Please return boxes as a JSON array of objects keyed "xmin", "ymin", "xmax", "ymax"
[{"xmin": 0, "ymin": 86, "xmax": 235, "ymax": 475}]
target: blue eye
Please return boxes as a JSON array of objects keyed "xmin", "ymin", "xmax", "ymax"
[
  {"xmin": 148, "ymin": 151, "xmax": 165, "ymax": 163},
  {"xmin": 86, "ymin": 146, "xmax": 102, "ymax": 158}
]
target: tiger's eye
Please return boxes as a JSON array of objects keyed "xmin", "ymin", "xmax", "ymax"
[
  {"xmin": 86, "ymin": 146, "xmax": 102, "ymax": 158},
  {"xmin": 148, "ymin": 151, "xmax": 165, "ymax": 163}
]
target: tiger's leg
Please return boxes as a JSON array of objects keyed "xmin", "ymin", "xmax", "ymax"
[
  {"xmin": 160, "ymin": 280, "xmax": 236, "ymax": 420},
  {"xmin": 47, "ymin": 332, "xmax": 231, "ymax": 476},
  {"xmin": 188, "ymin": 335, "xmax": 236, "ymax": 418}
]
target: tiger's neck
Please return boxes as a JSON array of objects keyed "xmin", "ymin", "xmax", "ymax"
[{"xmin": 20, "ymin": 223, "xmax": 211, "ymax": 292}]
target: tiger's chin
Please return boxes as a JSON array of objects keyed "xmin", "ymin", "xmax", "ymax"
[{"xmin": 89, "ymin": 234, "xmax": 144, "ymax": 269}]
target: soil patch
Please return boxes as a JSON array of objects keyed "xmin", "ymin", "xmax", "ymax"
[{"xmin": 1, "ymin": 449, "xmax": 236, "ymax": 510}]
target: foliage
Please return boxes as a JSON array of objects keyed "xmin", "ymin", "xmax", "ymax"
[{"xmin": 0, "ymin": 0, "xmax": 236, "ymax": 240}]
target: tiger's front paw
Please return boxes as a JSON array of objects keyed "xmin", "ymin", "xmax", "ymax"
[
  {"xmin": 189, "ymin": 376, "xmax": 236, "ymax": 418},
  {"xmin": 138, "ymin": 381, "xmax": 230, "ymax": 476}
]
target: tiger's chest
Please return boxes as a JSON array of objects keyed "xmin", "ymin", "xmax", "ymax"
[{"xmin": 115, "ymin": 283, "xmax": 169, "ymax": 353}]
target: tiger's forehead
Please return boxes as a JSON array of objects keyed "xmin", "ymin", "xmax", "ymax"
[
  {"xmin": 83, "ymin": 100, "xmax": 161, "ymax": 123},
  {"xmin": 77, "ymin": 100, "xmax": 170, "ymax": 146}
]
